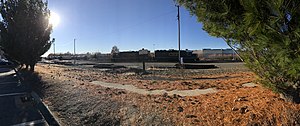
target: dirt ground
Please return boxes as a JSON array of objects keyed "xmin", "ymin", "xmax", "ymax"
[{"xmin": 22, "ymin": 62, "xmax": 300, "ymax": 126}]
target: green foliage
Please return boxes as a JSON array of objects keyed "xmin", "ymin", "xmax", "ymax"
[
  {"xmin": 177, "ymin": 0, "xmax": 300, "ymax": 102},
  {"xmin": 0, "ymin": 0, "xmax": 52, "ymax": 71}
]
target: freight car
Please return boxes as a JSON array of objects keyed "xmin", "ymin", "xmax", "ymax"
[
  {"xmin": 111, "ymin": 50, "xmax": 151, "ymax": 62},
  {"xmin": 154, "ymin": 50, "xmax": 198, "ymax": 62}
]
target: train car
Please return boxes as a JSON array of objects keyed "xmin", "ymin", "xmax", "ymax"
[
  {"xmin": 112, "ymin": 51, "xmax": 139, "ymax": 62},
  {"xmin": 154, "ymin": 50, "xmax": 198, "ymax": 62},
  {"xmin": 112, "ymin": 49, "xmax": 151, "ymax": 62}
]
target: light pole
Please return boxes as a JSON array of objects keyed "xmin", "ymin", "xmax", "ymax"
[
  {"xmin": 73, "ymin": 39, "xmax": 76, "ymax": 65},
  {"xmin": 176, "ymin": 5, "xmax": 181, "ymax": 66},
  {"xmin": 52, "ymin": 38, "xmax": 55, "ymax": 59}
]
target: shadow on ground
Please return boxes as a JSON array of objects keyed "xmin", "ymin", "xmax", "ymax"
[{"xmin": 19, "ymin": 69, "xmax": 174, "ymax": 126}]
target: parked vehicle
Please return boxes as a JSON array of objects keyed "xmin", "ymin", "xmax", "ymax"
[{"xmin": 0, "ymin": 59, "xmax": 13, "ymax": 67}]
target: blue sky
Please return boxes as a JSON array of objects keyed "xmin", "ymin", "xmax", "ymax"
[{"xmin": 46, "ymin": 0, "xmax": 228, "ymax": 55}]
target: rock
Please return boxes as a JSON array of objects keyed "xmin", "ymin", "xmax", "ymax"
[
  {"xmin": 193, "ymin": 119, "xmax": 200, "ymax": 122},
  {"xmin": 177, "ymin": 107, "xmax": 184, "ymax": 112},
  {"xmin": 154, "ymin": 98, "xmax": 161, "ymax": 103},
  {"xmin": 246, "ymin": 122, "xmax": 259, "ymax": 126},
  {"xmin": 185, "ymin": 115, "xmax": 197, "ymax": 118},
  {"xmin": 162, "ymin": 92, "xmax": 168, "ymax": 97},
  {"xmin": 167, "ymin": 99, "xmax": 172, "ymax": 102},
  {"xmin": 115, "ymin": 91, "xmax": 122, "ymax": 95},
  {"xmin": 232, "ymin": 107, "xmax": 239, "ymax": 111},
  {"xmin": 242, "ymin": 83, "xmax": 258, "ymax": 88},
  {"xmin": 181, "ymin": 81, "xmax": 189, "ymax": 85},
  {"xmin": 119, "ymin": 90, "xmax": 126, "ymax": 94},
  {"xmin": 240, "ymin": 106, "xmax": 248, "ymax": 114},
  {"xmin": 234, "ymin": 118, "xmax": 241, "ymax": 122},
  {"xmin": 250, "ymin": 113, "xmax": 256, "ymax": 120},
  {"xmin": 234, "ymin": 96, "xmax": 248, "ymax": 102},
  {"xmin": 176, "ymin": 94, "xmax": 182, "ymax": 98},
  {"xmin": 173, "ymin": 94, "xmax": 178, "ymax": 99},
  {"xmin": 132, "ymin": 105, "xmax": 137, "ymax": 108}
]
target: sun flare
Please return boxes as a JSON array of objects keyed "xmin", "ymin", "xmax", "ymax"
[{"xmin": 49, "ymin": 12, "xmax": 60, "ymax": 28}]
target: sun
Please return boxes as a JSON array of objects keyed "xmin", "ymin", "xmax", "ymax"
[{"xmin": 49, "ymin": 12, "xmax": 60, "ymax": 28}]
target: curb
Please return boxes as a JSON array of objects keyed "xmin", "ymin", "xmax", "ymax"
[
  {"xmin": 13, "ymin": 67, "xmax": 61, "ymax": 126},
  {"xmin": 31, "ymin": 92, "xmax": 61, "ymax": 126}
]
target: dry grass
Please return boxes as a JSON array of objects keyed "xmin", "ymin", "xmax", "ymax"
[{"xmin": 26, "ymin": 63, "xmax": 300, "ymax": 125}]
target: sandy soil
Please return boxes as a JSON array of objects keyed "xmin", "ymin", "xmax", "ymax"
[{"xmin": 23, "ymin": 63, "xmax": 300, "ymax": 126}]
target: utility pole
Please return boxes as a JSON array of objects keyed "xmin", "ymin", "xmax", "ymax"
[
  {"xmin": 53, "ymin": 42, "xmax": 55, "ymax": 55},
  {"xmin": 177, "ymin": 5, "xmax": 181, "ymax": 66},
  {"xmin": 73, "ymin": 39, "xmax": 76, "ymax": 65},
  {"xmin": 52, "ymin": 38, "xmax": 55, "ymax": 59}
]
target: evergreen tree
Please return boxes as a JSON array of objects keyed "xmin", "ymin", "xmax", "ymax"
[
  {"xmin": 111, "ymin": 46, "xmax": 120, "ymax": 54},
  {"xmin": 177, "ymin": 0, "xmax": 300, "ymax": 103},
  {"xmin": 0, "ymin": 0, "xmax": 52, "ymax": 71}
]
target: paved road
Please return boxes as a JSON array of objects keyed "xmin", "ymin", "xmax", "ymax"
[{"xmin": 0, "ymin": 67, "xmax": 48, "ymax": 126}]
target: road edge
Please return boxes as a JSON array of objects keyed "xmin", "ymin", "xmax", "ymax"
[
  {"xmin": 31, "ymin": 91, "xmax": 61, "ymax": 126},
  {"xmin": 13, "ymin": 67, "xmax": 61, "ymax": 126}
]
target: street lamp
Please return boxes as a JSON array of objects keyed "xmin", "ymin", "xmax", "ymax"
[
  {"xmin": 52, "ymin": 38, "xmax": 55, "ymax": 59},
  {"xmin": 73, "ymin": 39, "xmax": 76, "ymax": 65},
  {"xmin": 176, "ymin": 5, "xmax": 181, "ymax": 66}
]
